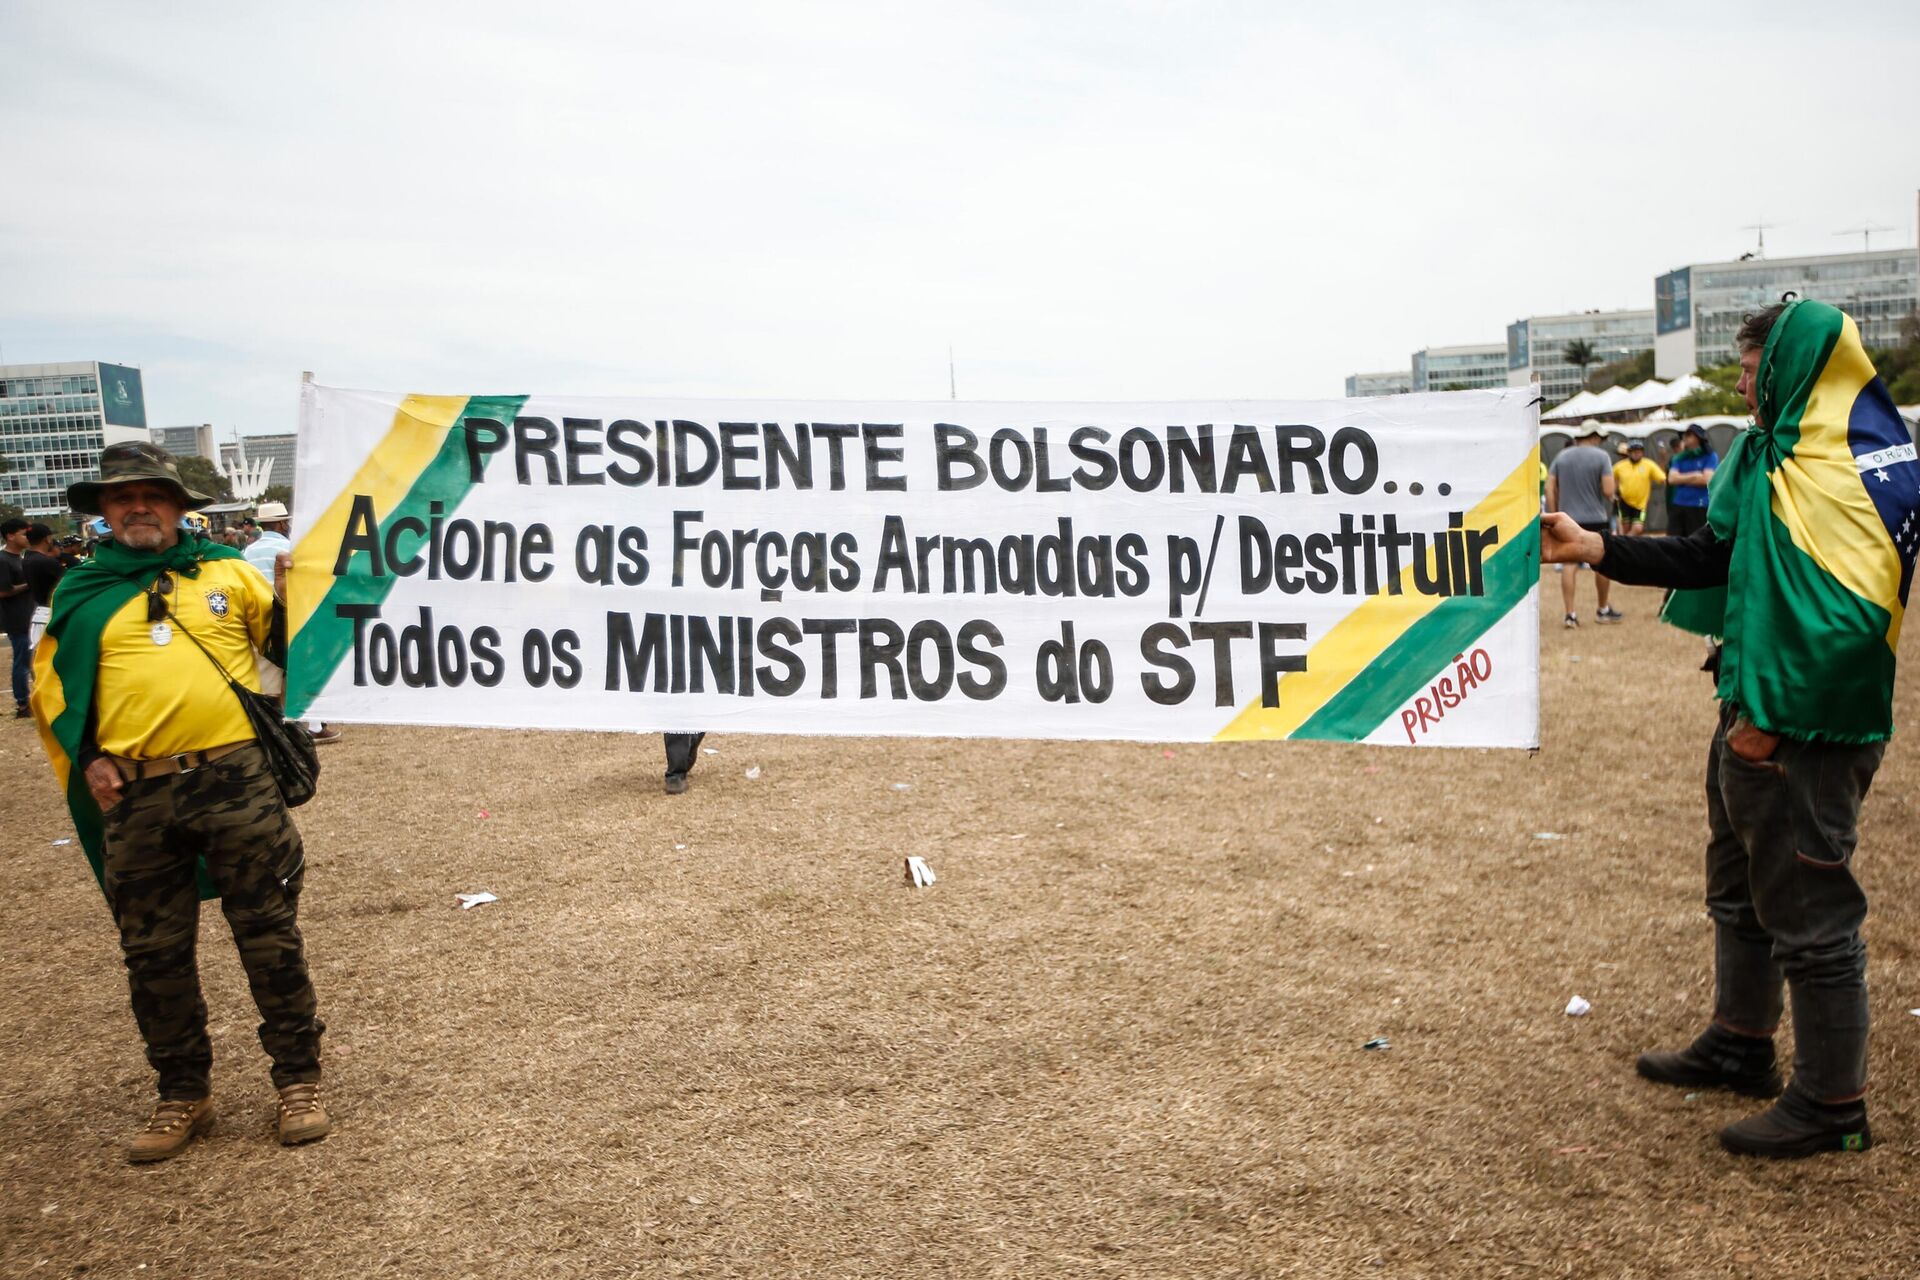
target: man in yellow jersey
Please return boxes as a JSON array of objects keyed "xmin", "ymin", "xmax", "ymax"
[
  {"xmin": 1612, "ymin": 439, "xmax": 1666, "ymax": 536},
  {"xmin": 31, "ymin": 443, "xmax": 329, "ymax": 1162}
]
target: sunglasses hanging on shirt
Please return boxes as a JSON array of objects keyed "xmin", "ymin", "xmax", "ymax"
[{"xmin": 148, "ymin": 573, "xmax": 174, "ymax": 646}]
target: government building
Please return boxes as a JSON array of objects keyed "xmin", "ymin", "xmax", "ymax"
[{"xmin": 0, "ymin": 360, "xmax": 151, "ymax": 517}]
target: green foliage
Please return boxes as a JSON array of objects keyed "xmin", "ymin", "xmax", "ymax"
[
  {"xmin": 0, "ymin": 498, "xmax": 22, "ymax": 523},
  {"xmin": 1868, "ymin": 311, "xmax": 1920, "ymax": 404},
  {"xmin": 1674, "ymin": 320, "xmax": 1920, "ymax": 418},
  {"xmin": 1586, "ymin": 349, "xmax": 1655, "ymax": 393},
  {"xmin": 176, "ymin": 454, "xmax": 233, "ymax": 504},
  {"xmin": 1562, "ymin": 339, "xmax": 1597, "ymax": 371},
  {"xmin": 259, "ymin": 483, "xmax": 294, "ymax": 509}
]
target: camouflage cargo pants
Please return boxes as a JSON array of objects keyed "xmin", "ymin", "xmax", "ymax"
[{"xmin": 101, "ymin": 742, "xmax": 324, "ymax": 1099}]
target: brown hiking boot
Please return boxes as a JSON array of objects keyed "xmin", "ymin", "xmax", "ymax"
[
  {"xmin": 277, "ymin": 1083, "xmax": 331, "ymax": 1145},
  {"xmin": 128, "ymin": 1096, "xmax": 215, "ymax": 1163}
]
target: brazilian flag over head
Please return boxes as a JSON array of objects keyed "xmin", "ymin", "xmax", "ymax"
[{"xmin": 1665, "ymin": 299, "xmax": 1920, "ymax": 742}]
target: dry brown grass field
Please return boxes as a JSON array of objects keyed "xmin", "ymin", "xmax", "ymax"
[{"xmin": 3, "ymin": 572, "xmax": 1917, "ymax": 1279}]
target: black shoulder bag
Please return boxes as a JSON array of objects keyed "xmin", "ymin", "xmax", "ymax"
[{"xmin": 161, "ymin": 602, "xmax": 321, "ymax": 808}]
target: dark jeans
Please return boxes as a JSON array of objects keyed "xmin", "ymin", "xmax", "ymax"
[
  {"xmin": 664, "ymin": 732, "xmax": 705, "ymax": 782},
  {"xmin": 1704, "ymin": 703, "xmax": 1883, "ymax": 1103},
  {"xmin": 1670, "ymin": 505, "xmax": 1709, "ymax": 538},
  {"xmin": 6, "ymin": 628, "xmax": 28, "ymax": 705},
  {"xmin": 101, "ymin": 743, "xmax": 324, "ymax": 1098}
]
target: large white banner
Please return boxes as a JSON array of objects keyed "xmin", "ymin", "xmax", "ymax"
[{"xmin": 287, "ymin": 386, "xmax": 1540, "ymax": 746}]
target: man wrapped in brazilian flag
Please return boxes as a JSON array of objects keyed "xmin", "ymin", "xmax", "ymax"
[
  {"xmin": 30, "ymin": 442, "xmax": 331, "ymax": 1163},
  {"xmin": 1543, "ymin": 298, "xmax": 1920, "ymax": 1158}
]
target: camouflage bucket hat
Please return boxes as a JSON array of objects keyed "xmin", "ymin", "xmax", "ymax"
[{"xmin": 66, "ymin": 441, "xmax": 214, "ymax": 515}]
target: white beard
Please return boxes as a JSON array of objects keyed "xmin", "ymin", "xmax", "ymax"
[{"xmin": 117, "ymin": 523, "xmax": 170, "ymax": 550}]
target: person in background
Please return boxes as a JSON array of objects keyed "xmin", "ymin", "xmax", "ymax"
[
  {"xmin": 1612, "ymin": 439, "xmax": 1666, "ymax": 537},
  {"xmin": 243, "ymin": 501, "xmax": 340, "ymax": 745},
  {"xmin": 242, "ymin": 502, "xmax": 292, "ymax": 576},
  {"xmin": 1666, "ymin": 424, "xmax": 1719, "ymax": 539},
  {"xmin": 663, "ymin": 732, "xmax": 705, "ymax": 794},
  {"xmin": 2, "ymin": 518, "xmax": 35, "ymax": 716},
  {"xmin": 24, "ymin": 523, "xmax": 66, "ymax": 649},
  {"xmin": 1544, "ymin": 423, "xmax": 1619, "ymax": 626}
]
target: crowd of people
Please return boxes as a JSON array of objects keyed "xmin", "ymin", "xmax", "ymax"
[
  {"xmin": 1542, "ymin": 424, "xmax": 1722, "ymax": 628},
  {"xmin": 6, "ymin": 297, "xmax": 1915, "ymax": 1169}
]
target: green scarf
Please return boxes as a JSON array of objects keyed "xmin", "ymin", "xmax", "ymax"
[
  {"xmin": 1660, "ymin": 300, "xmax": 1919, "ymax": 742},
  {"xmin": 37, "ymin": 535, "xmax": 245, "ymax": 897}
]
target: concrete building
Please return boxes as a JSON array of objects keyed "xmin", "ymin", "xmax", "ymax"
[
  {"xmin": 0, "ymin": 360, "xmax": 150, "ymax": 517},
  {"xmin": 1344, "ymin": 370, "xmax": 1413, "ymax": 397},
  {"xmin": 1505, "ymin": 309, "xmax": 1655, "ymax": 405},
  {"xmin": 153, "ymin": 423, "xmax": 216, "ymax": 460},
  {"xmin": 1411, "ymin": 343, "xmax": 1508, "ymax": 392},
  {"xmin": 219, "ymin": 432, "xmax": 298, "ymax": 493},
  {"xmin": 1654, "ymin": 246, "xmax": 1919, "ymax": 378}
]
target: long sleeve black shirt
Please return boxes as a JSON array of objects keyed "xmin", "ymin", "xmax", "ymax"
[{"xmin": 1595, "ymin": 524, "xmax": 1732, "ymax": 590}]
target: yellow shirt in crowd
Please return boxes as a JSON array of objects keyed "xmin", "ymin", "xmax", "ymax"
[
  {"xmin": 94, "ymin": 557, "xmax": 275, "ymax": 759},
  {"xmin": 1613, "ymin": 457, "xmax": 1666, "ymax": 510}
]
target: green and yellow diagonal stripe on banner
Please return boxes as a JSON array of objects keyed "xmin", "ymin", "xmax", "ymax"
[
  {"xmin": 1216, "ymin": 452, "xmax": 1539, "ymax": 741},
  {"xmin": 286, "ymin": 394, "xmax": 527, "ymax": 718}
]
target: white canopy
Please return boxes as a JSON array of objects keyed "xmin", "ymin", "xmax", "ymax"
[
  {"xmin": 1584, "ymin": 385, "xmax": 1637, "ymax": 413},
  {"xmin": 1542, "ymin": 389, "xmax": 1602, "ymax": 420},
  {"xmin": 1543, "ymin": 375, "xmax": 1714, "ymax": 421}
]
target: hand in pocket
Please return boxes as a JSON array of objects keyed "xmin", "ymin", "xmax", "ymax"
[{"xmin": 1727, "ymin": 716, "xmax": 1782, "ymax": 763}]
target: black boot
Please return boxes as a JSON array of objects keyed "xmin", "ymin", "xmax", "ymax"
[
  {"xmin": 662, "ymin": 733, "xmax": 704, "ymax": 794},
  {"xmin": 1720, "ymin": 1088, "xmax": 1871, "ymax": 1158},
  {"xmin": 1636, "ymin": 1025, "xmax": 1783, "ymax": 1097}
]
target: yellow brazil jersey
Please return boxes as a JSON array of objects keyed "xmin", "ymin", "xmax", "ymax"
[
  {"xmin": 94, "ymin": 557, "xmax": 276, "ymax": 759},
  {"xmin": 1612, "ymin": 457, "xmax": 1666, "ymax": 510}
]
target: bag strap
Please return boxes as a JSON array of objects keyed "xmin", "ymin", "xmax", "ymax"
[{"xmin": 154, "ymin": 596, "xmax": 257, "ymax": 712}]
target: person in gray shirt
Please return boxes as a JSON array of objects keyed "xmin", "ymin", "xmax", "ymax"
[{"xmin": 1545, "ymin": 424, "xmax": 1618, "ymax": 627}]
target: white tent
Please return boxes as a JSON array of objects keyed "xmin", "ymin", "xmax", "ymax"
[
  {"xmin": 1545, "ymin": 374, "xmax": 1723, "ymax": 422},
  {"xmin": 1584, "ymin": 385, "xmax": 1637, "ymax": 414},
  {"xmin": 1622, "ymin": 380, "xmax": 1674, "ymax": 412},
  {"xmin": 1542, "ymin": 389, "xmax": 1601, "ymax": 420},
  {"xmin": 1664, "ymin": 374, "xmax": 1710, "ymax": 401}
]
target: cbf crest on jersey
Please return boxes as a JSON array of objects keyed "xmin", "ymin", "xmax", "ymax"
[{"xmin": 205, "ymin": 589, "xmax": 230, "ymax": 618}]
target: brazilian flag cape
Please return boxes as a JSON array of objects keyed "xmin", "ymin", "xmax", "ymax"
[
  {"xmin": 1662, "ymin": 300, "xmax": 1920, "ymax": 742},
  {"xmin": 31, "ymin": 535, "xmax": 244, "ymax": 899}
]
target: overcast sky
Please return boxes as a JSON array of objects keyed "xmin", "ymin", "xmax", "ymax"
[{"xmin": 3, "ymin": 0, "xmax": 1916, "ymax": 435}]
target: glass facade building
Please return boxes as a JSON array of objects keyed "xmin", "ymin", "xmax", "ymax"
[
  {"xmin": 1506, "ymin": 310, "xmax": 1655, "ymax": 407},
  {"xmin": 0, "ymin": 361, "xmax": 151, "ymax": 518},
  {"xmin": 1653, "ymin": 247, "xmax": 1919, "ymax": 378},
  {"xmin": 1411, "ymin": 343, "xmax": 1508, "ymax": 392},
  {"xmin": 1344, "ymin": 370, "xmax": 1413, "ymax": 397}
]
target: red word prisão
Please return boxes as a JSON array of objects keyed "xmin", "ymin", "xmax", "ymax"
[{"xmin": 1400, "ymin": 648, "xmax": 1493, "ymax": 743}]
